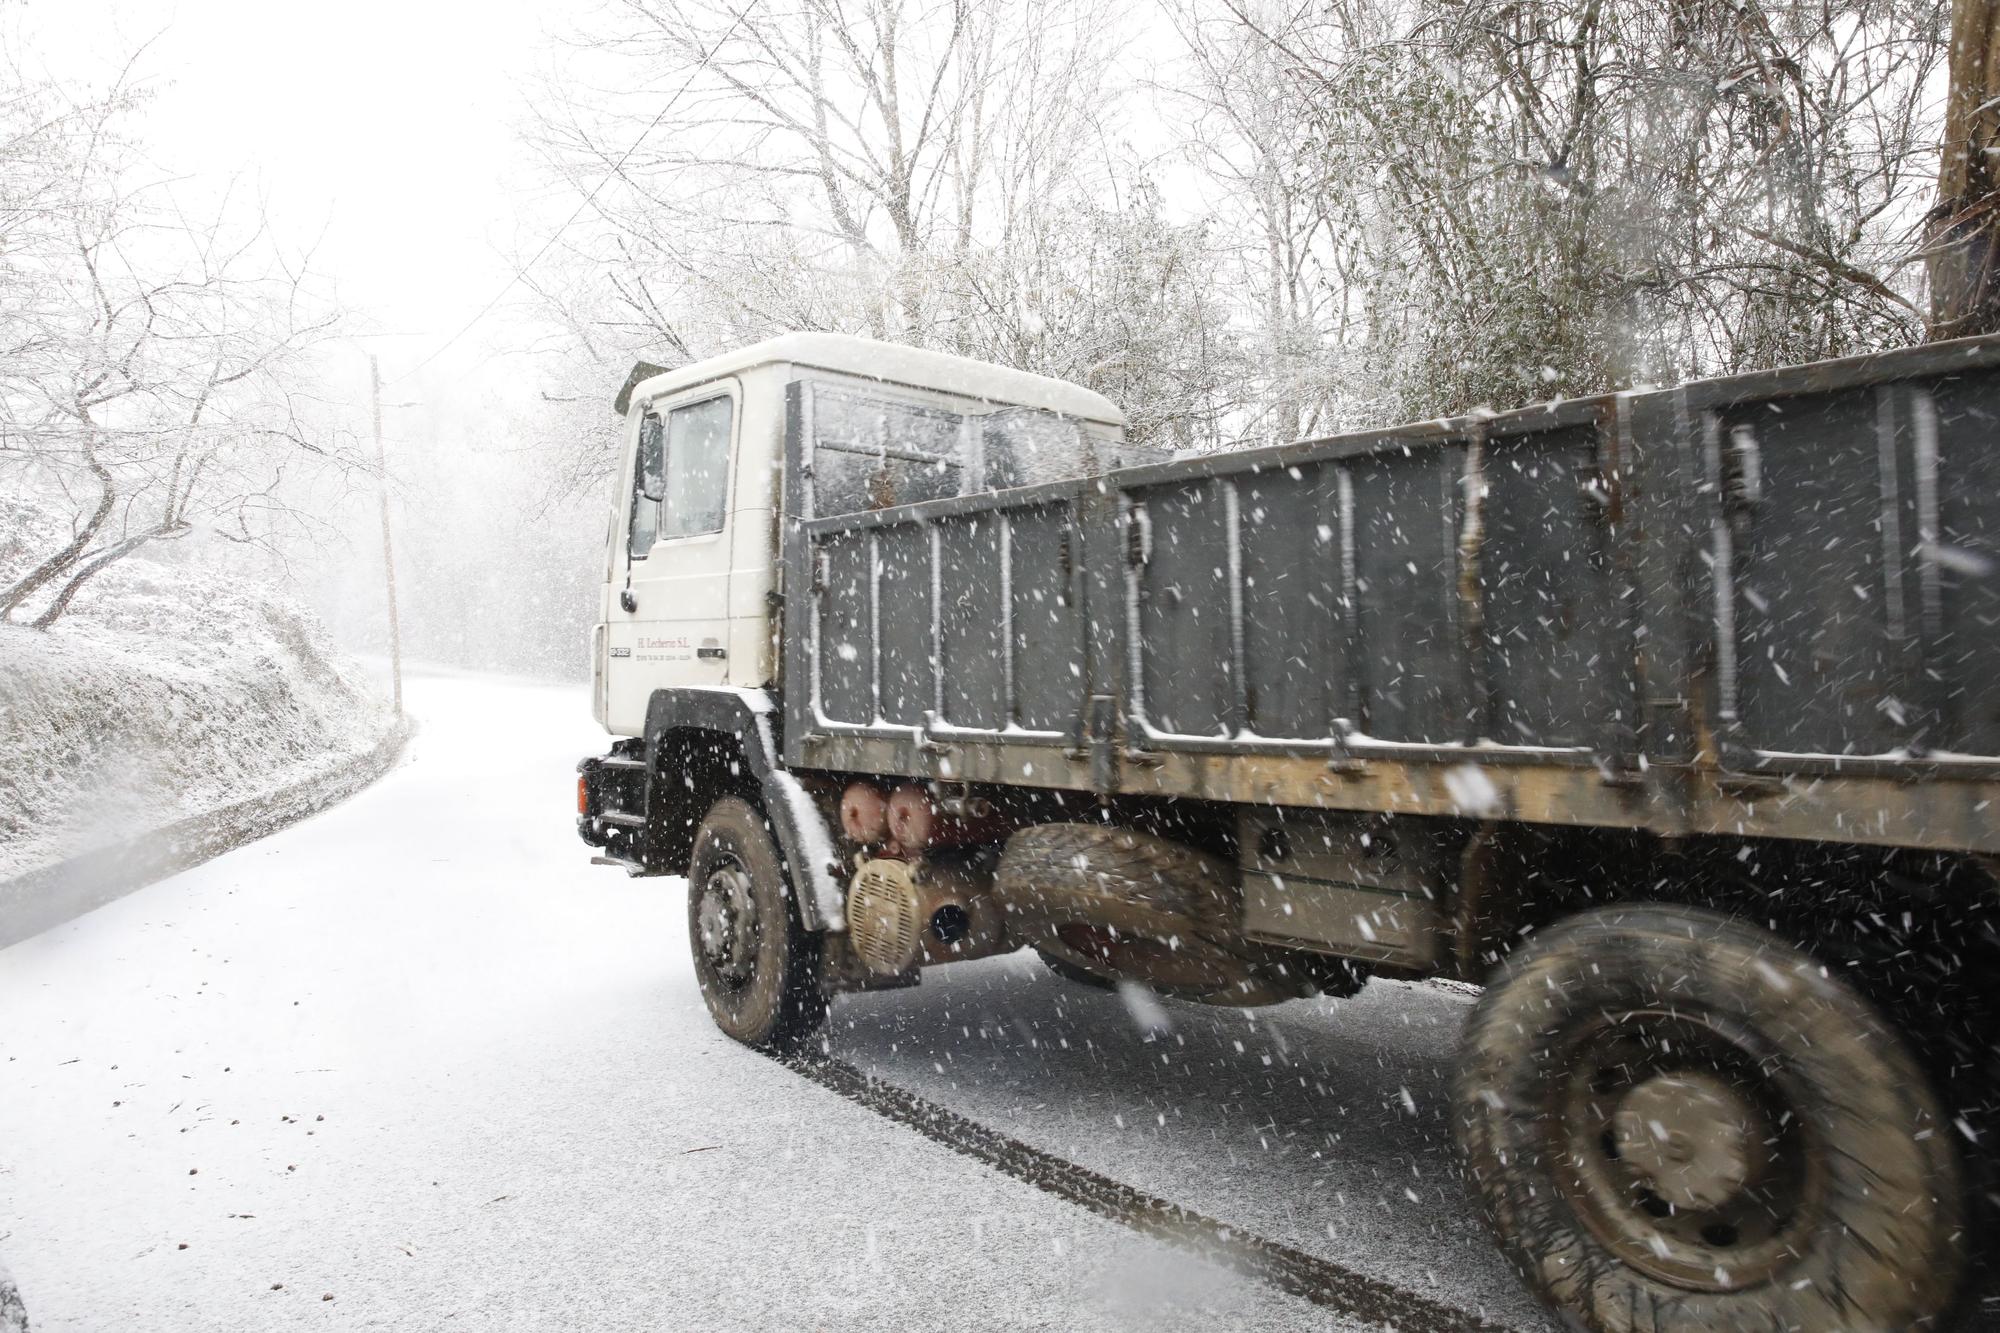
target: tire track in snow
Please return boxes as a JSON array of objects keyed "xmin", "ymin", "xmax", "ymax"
[{"xmin": 780, "ymin": 1052, "xmax": 1520, "ymax": 1333}]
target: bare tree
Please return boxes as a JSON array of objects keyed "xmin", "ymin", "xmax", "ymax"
[
  {"xmin": 522, "ymin": 0, "xmax": 1950, "ymax": 469},
  {"xmin": 531, "ymin": 0, "xmax": 1102, "ymax": 337},
  {"xmin": 1217, "ymin": 0, "xmax": 1946, "ymax": 421},
  {"xmin": 1163, "ymin": 0, "xmax": 1358, "ymax": 444},
  {"xmin": 0, "ymin": 50, "xmax": 348, "ymax": 628},
  {"xmin": 523, "ymin": 0, "xmax": 1243, "ymax": 474}
]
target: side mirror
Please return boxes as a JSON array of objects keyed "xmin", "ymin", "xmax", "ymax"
[{"xmin": 637, "ymin": 413, "xmax": 667, "ymax": 503}]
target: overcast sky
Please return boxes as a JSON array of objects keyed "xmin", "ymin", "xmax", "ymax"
[{"xmin": 22, "ymin": 0, "xmax": 558, "ymax": 385}]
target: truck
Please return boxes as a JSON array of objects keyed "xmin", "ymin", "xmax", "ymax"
[{"xmin": 576, "ymin": 330, "xmax": 2000, "ymax": 1331}]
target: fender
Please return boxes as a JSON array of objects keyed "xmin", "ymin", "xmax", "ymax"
[{"xmin": 642, "ymin": 686, "xmax": 846, "ymax": 933}]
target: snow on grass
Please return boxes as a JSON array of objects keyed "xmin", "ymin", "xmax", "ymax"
[{"xmin": 0, "ymin": 545, "xmax": 390, "ymax": 881}]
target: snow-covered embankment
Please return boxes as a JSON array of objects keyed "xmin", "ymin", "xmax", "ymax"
[{"xmin": 0, "ymin": 555, "xmax": 399, "ymax": 942}]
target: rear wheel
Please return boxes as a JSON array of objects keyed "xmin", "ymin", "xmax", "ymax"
[
  {"xmin": 687, "ymin": 797, "xmax": 826, "ymax": 1052},
  {"xmin": 1456, "ymin": 904, "xmax": 1964, "ymax": 1331}
]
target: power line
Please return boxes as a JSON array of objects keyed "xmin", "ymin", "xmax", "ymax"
[{"xmin": 386, "ymin": 0, "xmax": 762, "ymax": 387}]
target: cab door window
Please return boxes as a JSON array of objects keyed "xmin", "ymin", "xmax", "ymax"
[
  {"xmin": 660, "ymin": 396, "xmax": 732, "ymax": 539},
  {"xmin": 628, "ymin": 395, "xmax": 733, "ymax": 558}
]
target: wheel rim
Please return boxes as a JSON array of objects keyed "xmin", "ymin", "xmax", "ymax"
[
  {"xmin": 694, "ymin": 857, "xmax": 761, "ymax": 990},
  {"xmin": 1552, "ymin": 1008, "xmax": 1821, "ymax": 1293}
]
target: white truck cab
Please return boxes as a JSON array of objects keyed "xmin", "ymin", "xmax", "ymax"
[{"xmin": 595, "ymin": 333, "xmax": 1129, "ymax": 736}]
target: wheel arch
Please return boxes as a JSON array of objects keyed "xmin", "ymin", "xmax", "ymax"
[
  {"xmin": 642, "ymin": 688, "xmax": 846, "ymax": 933},
  {"xmin": 1450, "ymin": 824, "xmax": 2000, "ymax": 985}
]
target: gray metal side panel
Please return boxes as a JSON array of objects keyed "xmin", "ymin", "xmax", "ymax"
[
  {"xmin": 936, "ymin": 513, "xmax": 1007, "ymax": 729},
  {"xmin": 1931, "ymin": 375, "xmax": 2000, "ymax": 757},
  {"xmin": 1009, "ymin": 502, "xmax": 1085, "ymax": 733},
  {"xmin": 778, "ymin": 340, "xmax": 2000, "ymax": 850},
  {"xmin": 877, "ymin": 524, "xmax": 929, "ymax": 727},
  {"xmin": 1480, "ymin": 425, "xmax": 1618, "ymax": 749},
  {"xmin": 1239, "ymin": 462, "xmax": 1343, "ymax": 740}
]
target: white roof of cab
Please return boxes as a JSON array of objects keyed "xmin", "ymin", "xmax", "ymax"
[{"xmin": 628, "ymin": 332, "xmax": 1125, "ymax": 427}]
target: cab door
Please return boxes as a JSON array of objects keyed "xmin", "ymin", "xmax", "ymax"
[{"xmin": 604, "ymin": 382, "xmax": 739, "ymax": 735}]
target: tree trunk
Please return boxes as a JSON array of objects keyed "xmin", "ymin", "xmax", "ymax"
[
  {"xmin": 1930, "ymin": 0, "xmax": 2000, "ymax": 340},
  {"xmin": 0, "ymin": 447, "xmax": 115, "ymax": 620},
  {"xmin": 27, "ymin": 528, "xmax": 173, "ymax": 630}
]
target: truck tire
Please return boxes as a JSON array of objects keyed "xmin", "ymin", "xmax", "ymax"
[
  {"xmin": 687, "ymin": 796, "xmax": 826, "ymax": 1052},
  {"xmin": 1456, "ymin": 903, "xmax": 1963, "ymax": 1332}
]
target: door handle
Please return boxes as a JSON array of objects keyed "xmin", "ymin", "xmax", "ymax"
[{"xmin": 620, "ymin": 588, "xmax": 638, "ymax": 614}]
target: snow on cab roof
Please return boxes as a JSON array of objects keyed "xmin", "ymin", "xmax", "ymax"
[{"xmin": 619, "ymin": 332, "xmax": 1125, "ymax": 427}]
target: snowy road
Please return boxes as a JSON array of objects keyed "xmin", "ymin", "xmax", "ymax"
[{"xmin": 0, "ymin": 672, "xmax": 1552, "ymax": 1332}]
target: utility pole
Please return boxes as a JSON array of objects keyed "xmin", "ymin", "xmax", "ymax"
[{"xmin": 370, "ymin": 355, "xmax": 405, "ymax": 717}]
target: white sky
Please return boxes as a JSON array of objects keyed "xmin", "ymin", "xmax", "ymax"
[
  {"xmin": 12, "ymin": 0, "xmax": 1205, "ymax": 438},
  {"xmin": 13, "ymin": 0, "xmax": 597, "ymax": 663},
  {"xmin": 16, "ymin": 0, "xmax": 1207, "ymax": 380},
  {"xmin": 19, "ymin": 0, "xmax": 559, "ymax": 384}
]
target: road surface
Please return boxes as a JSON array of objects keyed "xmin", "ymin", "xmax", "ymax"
[{"xmin": 0, "ymin": 671, "xmax": 1550, "ymax": 1332}]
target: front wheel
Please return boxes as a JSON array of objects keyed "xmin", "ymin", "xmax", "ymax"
[
  {"xmin": 1456, "ymin": 904, "xmax": 1964, "ymax": 1332},
  {"xmin": 687, "ymin": 797, "xmax": 826, "ymax": 1052}
]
